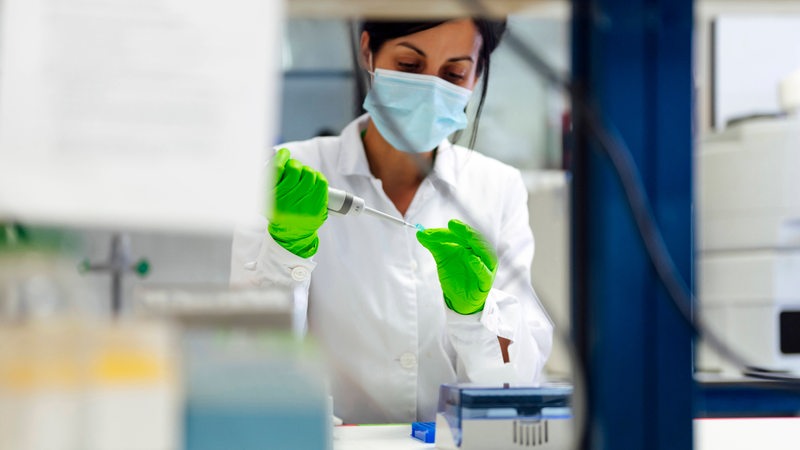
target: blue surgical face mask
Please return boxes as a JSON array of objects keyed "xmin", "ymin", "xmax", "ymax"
[{"xmin": 362, "ymin": 68, "xmax": 473, "ymax": 153}]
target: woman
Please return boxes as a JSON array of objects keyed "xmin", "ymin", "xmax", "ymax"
[{"xmin": 230, "ymin": 18, "xmax": 553, "ymax": 424}]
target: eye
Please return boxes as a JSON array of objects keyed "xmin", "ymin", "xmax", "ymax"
[
  {"xmin": 441, "ymin": 69, "xmax": 467, "ymax": 84},
  {"xmin": 446, "ymin": 72, "xmax": 465, "ymax": 81},
  {"xmin": 441, "ymin": 63, "xmax": 469, "ymax": 84},
  {"xmin": 396, "ymin": 60, "xmax": 421, "ymax": 72}
]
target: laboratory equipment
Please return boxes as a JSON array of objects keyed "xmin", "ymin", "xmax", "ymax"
[
  {"xmin": 328, "ymin": 187, "xmax": 418, "ymax": 229},
  {"xmin": 697, "ymin": 71, "xmax": 800, "ymax": 375},
  {"xmin": 434, "ymin": 383, "xmax": 573, "ymax": 450},
  {"xmin": 411, "ymin": 421, "xmax": 436, "ymax": 443},
  {"xmin": 0, "ymin": 246, "xmax": 179, "ymax": 450},
  {"xmin": 79, "ymin": 234, "xmax": 150, "ymax": 316},
  {"xmin": 135, "ymin": 284, "xmax": 331, "ymax": 450}
]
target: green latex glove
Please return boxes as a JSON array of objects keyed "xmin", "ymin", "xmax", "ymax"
[
  {"xmin": 416, "ymin": 219, "xmax": 498, "ymax": 315},
  {"xmin": 267, "ymin": 148, "xmax": 328, "ymax": 258}
]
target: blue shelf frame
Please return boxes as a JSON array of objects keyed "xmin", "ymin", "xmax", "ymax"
[
  {"xmin": 570, "ymin": 0, "xmax": 695, "ymax": 449},
  {"xmin": 697, "ymin": 381, "xmax": 800, "ymax": 419}
]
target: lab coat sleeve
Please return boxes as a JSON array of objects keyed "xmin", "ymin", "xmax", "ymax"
[
  {"xmin": 446, "ymin": 171, "xmax": 553, "ymax": 385},
  {"xmin": 230, "ymin": 214, "xmax": 316, "ymax": 335}
]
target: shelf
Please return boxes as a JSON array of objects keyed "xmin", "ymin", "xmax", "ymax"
[{"xmin": 286, "ymin": 0, "xmax": 553, "ymax": 18}]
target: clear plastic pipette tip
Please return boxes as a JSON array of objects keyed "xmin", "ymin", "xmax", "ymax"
[{"xmin": 363, "ymin": 206, "xmax": 418, "ymax": 229}]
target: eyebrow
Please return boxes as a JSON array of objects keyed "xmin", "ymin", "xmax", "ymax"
[{"xmin": 396, "ymin": 42, "xmax": 474, "ymax": 63}]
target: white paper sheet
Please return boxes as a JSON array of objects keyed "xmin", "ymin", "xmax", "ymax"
[{"xmin": 0, "ymin": 0, "xmax": 283, "ymax": 233}]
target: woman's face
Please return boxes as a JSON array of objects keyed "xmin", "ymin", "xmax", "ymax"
[{"xmin": 362, "ymin": 19, "xmax": 483, "ymax": 90}]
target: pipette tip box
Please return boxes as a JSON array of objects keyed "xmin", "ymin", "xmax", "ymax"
[{"xmin": 434, "ymin": 383, "xmax": 573, "ymax": 450}]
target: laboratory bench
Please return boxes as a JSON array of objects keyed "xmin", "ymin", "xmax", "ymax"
[
  {"xmin": 332, "ymin": 418, "xmax": 800, "ymax": 450},
  {"xmin": 334, "ymin": 425, "xmax": 433, "ymax": 450}
]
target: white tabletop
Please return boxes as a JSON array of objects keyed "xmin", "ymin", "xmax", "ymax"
[
  {"xmin": 695, "ymin": 417, "xmax": 800, "ymax": 450},
  {"xmin": 333, "ymin": 418, "xmax": 800, "ymax": 450},
  {"xmin": 333, "ymin": 424, "xmax": 434, "ymax": 450}
]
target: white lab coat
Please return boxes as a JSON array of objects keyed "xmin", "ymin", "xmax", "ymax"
[{"xmin": 230, "ymin": 114, "xmax": 553, "ymax": 424}]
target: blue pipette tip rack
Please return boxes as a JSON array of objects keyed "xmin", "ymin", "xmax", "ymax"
[
  {"xmin": 411, "ymin": 421, "xmax": 436, "ymax": 443},
  {"xmin": 415, "ymin": 223, "xmax": 425, "ymax": 232}
]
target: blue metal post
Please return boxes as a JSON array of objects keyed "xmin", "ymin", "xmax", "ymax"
[{"xmin": 570, "ymin": 0, "xmax": 695, "ymax": 449}]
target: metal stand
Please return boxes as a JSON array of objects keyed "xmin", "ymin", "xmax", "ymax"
[{"xmin": 79, "ymin": 233, "xmax": 149, "ymax": 316}]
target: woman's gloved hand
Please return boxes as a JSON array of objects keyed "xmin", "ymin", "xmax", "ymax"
[
  {"xmin": 267, "ymin": 148, "xmax": 328, "ymax": 258},
  {"xmin": 416, "ymin": 219, "xmax": 498, "ymax": 315}
]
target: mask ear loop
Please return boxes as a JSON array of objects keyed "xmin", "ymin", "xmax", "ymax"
[{"xmin": 366, "ymin": 52, "xmax": 375, "ymax": 84}]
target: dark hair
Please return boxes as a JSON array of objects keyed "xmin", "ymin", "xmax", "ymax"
[{"xmin": 359, "ymin": 19, "xmax": 507, "ymax": 149}]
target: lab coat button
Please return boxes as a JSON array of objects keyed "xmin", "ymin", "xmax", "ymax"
[
  {"xmin": 290, "ymin": 266, "xmax": 309, "ymax": 281},
  {"xmin": 399, "ymin": 352, "xmax": 417, "ymax": 369},
  {"xmin": 243, "ymin": 261, "xmax": 257, "ymax": 271},
  {"xmin": 410, "ymin": 260, "xmax": 418, "ymax": 271}
]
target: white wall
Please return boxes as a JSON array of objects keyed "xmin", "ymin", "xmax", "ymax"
[
  {"xmin": 523, "ymin": 171, "xmax": 572, "ymax": 377},
  {"xmin": 455, "ymin": 15, "xmax": 569, "ymax": 170}
]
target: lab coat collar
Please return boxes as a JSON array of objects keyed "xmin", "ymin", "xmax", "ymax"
[
  {"xmin": 337, "ymin": 114, "xmax": 460, "ymax": 189},
  {"xmin": 336, "ymin": 114, "xmax": 373, "ymax": 177},
  {"xmin": 429, "ymin": 139, "xmax": 459, "ymax": 190}
]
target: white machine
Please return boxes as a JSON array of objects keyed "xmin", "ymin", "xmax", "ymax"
[{"xmin": 696, "ymin": 69, "xmax": 800, "ymax": 375}]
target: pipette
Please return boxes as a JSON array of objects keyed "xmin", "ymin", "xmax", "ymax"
[{"xmin": 328, "ymin": 187, "xmax": 420, "ymax": 230}]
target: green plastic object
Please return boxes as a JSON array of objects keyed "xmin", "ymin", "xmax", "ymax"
[
  {"xmin": 77, "ymin": 258, "xmax": 92, "ymax": 274},
  {"xmin": 0, "ymin": 223, "xmax": 28, "ymax": 248},
  {"xmin": 1, "ymin": 222, "xmax": 80, "ymax": 254},
  {"xmin": 135, "ymin": 259, "xmax": 150, "ymax": 277},
  {"xmin": 267, "ymin": 148, "xmax": 329, "ymax": 259},
  {"xmin": 416, "ymin": 219, "xmax": 498, "ymax": 315}
]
